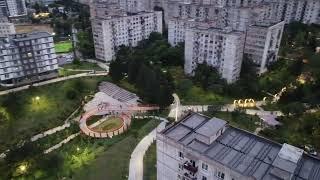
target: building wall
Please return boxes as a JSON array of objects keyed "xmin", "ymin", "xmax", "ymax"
[
  {"xmin": 6, "ymin": 0, "xmax": 27, "ymax": 17},
  {"xmin": 0, "ymin": 32, "xmax": 58, "ymax": 85},
  {"xmin": 0, "ymin": 21, "xmax": 15, "ymax": 36},
  {"xmin": 157, "ymin": 133, "xmax": 247, "ymax": 180},
  {"xmin": 244, "ymin": 21, "xmax": 284, "ymax": 74},
  {"xmin": 184, "ymin": 27, "xmax": 245, "ymax": 83},
  {"xmin": 93, "ymin": 11, "xmax": 163, "ymax": 62}
]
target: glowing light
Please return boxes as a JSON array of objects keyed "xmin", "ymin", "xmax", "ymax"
[{"xmin": 19, "ymin": 164, "xmax": 27, "ymax": 173}]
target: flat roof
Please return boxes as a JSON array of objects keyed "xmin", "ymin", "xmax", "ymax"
[
  {"xmin": 161, "ymin": 113, "xmax": 320, "ymax": 180},
  {"xmin": 11, "ymin": 31, "xmax": 52, "ymax": 41}
]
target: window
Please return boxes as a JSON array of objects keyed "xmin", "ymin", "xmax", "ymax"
[
  {"xmin": 202, "ymin": 163, "xmax": 208, "ymax": 171},
  {"xmin": 178, "ymin": 152, "xmax": 184, "ymax": 158},
  {"xmin": 217, "ymin": 171, "xmax": 225, "ymax": 179},
  {"xmin": 202, "ymin": 176, "xmax": 207, "ymax": 180}
]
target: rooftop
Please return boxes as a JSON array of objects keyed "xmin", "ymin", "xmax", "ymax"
[
  {"xmin": 10, "ymin": 31, "xmax": 52, "ymax": 41},
  {"xmin": 161, "ymin": 113, "xmax": 320, "ymax": 180}
]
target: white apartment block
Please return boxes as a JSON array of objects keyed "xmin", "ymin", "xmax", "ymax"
[
  {"xmin": 0, "ymin": 0, "xmax": 27, "ymax": 18},
  {"xmin": 157, "ymin": 112, "xmax": 320, "ymax": 180},
  {"xmin": 184, "ymin": 26, "xmax": 245, "ymax": 83},
  {"xmin": 244, "ymin": 21, "xmax": 284, "ymax": 74},
  {"xmin": 263, "ymin": 0, "xmax": 320, "ymax": 25},
  {"xmin": 0, "ymin": 32, "xmax": 58, "ymax": 86},
  {"xmin": 90, "ymin": 0, "xmax": 155, "ymax": 17},
  {"xmin": 0, "ymin": 17, "xmax": 15, "ymax": 36},
  {"xmin": 92, "ymin": 11, "xmax": 163, "ymax": 62}
]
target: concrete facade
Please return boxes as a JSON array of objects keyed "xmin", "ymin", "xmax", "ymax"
[
  {"xmin": 184, "ymin": 27, "xmax": 245, "ymax": 83},
  {"xmin": 92, "ymin": 10, "xmax": 162, "ymax": 62},
  {"xmin": 0, "ymin": 31, "xmax": 58, "ymax": 86},
  {"xmin": 244, "ymin": 21, "xmax": 285, "ymax": 74},
  {"xmin": 0, "ymin": 0, "xmax": 27, "ymax": 18},
  {"xmin": 0, "ymin": 17, "xmax": 15, "ymax": 36},
  {"xmin": 157, "ymin": 112, "xmax": 320, "ymax": 180}
]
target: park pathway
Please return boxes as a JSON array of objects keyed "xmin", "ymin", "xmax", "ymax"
[
  {"xmin": 0, "ymin": 72, "xmax": 108, "ymax": 96},
  {"xmin": 128, "ymin": 116, "xmax": 167, "ymax": 180}
]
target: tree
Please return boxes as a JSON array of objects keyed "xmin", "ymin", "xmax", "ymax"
[
  {"xmin": 127, "ymin": 59, "xmax": 141, "ymax": 83},
  {"xmin": 34, "ymin": 3, "xmax": 41, "ymax": 13},
  {"xmin": 193, "ymin": 62, "xmax": 222, "ymax": 90},
  {"xmin": 162, "ymin": 44, "xmax": 184, "ymax": 66},
  {"xmin": 177, "ymin": 79, "xmax": 193, "ymax": 96},
  {"xmin": 66, "ymin": 89, "xmax": 78, "ymax": 100},
  {"xmin": 280, "ymin": 102, "xmax": 305, "ymax": 116},
  {"xmin": 38, "ymin": 154, "xmax": 63, "ymax": 175},
  {"xmin": 109, "ymin": 60, "xmax": 125, "ymax": 82},
  {"xmin": 76, "ymin": 30, "xmax": 95, "ymax": 58}
]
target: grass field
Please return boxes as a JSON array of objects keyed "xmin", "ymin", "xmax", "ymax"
[
  {"xmin": 72, "ymin": 118, "xmax": 160, "ymax": 180},
  {"xmin": 168, "ymin": 66, "xmax": 230, "ymax": 105},
  {"xmin": 55, "ymin": 41, "xmax": 72, "ymax": 54},
  {"xmin": 92, "ymin": 117, "xmax": 123, "ymax": 131},
  {"xmin": 0, "ymin": 76, "xmax": 109, "ymax": 152},
  {"xmin": 62, "ymin": 62, "xmax": 105, "ymax": 71},
  {"xmin": 143, "ymin": 143, "xmax": 157, "ymax": 180}
]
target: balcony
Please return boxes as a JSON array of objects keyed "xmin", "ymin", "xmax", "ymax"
[{"xmin": 183, "ymin": 161, "xmax": 198, "ymax": 174}]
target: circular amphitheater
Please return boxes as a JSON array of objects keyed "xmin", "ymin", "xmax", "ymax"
[{"xmin": 79, "ymin": 82, "xmax": 159, "ymax": 138}]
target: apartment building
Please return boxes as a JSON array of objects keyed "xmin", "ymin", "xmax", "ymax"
[
  {"xmin": 0, "ymin": 31, "xmax": 58, "ymax": 86},
  {"xmin": 92, "ymin": 10, "xmax": 162, "ymax": 62},
  {"xmin": 0, "ymin": 17, "xmax": 15, "ymax": 36},
  {"xmin": 157, "ymin": 112, "xmax": 320, "ymax": 180},
  {"xmin": 0, "ymin": 0, "xmax": 27, "ymax": 18},
  {"xmin": 184, "ymin": 26, "xmax": 245, "ymax": 83},
  {"xmin": 244, "ymin": 21, "xmax": 285, "ymax": 74}
]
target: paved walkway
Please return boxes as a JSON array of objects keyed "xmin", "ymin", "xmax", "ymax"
[
  {"xmin": 128, "ymin": 116, "xmax": 167, "ymax": 180},
  {"xmin": 168, "ymin": 102, "xmax": 283, "ymax": 119},
  {"xmin": 0, "ymin": 72, "xmax": 108, "ymax": 96}
]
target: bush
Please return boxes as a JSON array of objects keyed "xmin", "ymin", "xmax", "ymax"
[{"xmin": 66, "ymin": 89, "xmax": 79, "ymax": 100}]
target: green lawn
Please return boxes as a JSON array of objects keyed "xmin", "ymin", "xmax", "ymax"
[
  {"xmin": 0, "ymin": 118, "xmax": 160, "ymax": 179},
  {"xmin": 168, "ymin": 66, "xmax": 230, "ymax": 105},
  {"xmin": 71, "ymin": 118, "xmax": 160, "ymax": 180},
  {"xmin": 0, "ymin": 76, "xmax": 109, "ymax": 152},
  {"xmin": 58, "ymin": 68, "xmax": 84, "ymax": 77},
  {"xmin": 62, "ymin": 62, "xmax": 105, "ymax": 71},
  {"xmin": 143, "ymin": 142, "xmax": 157, "ymax": 180},
  {"xmin": 55, "ymin": 41, "xmax": 73, "ymax": 53},
  {"xmin": 92, "ymin": 117, "xmax": 123, "ymax": 131}
]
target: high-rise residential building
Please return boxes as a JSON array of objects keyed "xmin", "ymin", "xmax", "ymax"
[
  {"xmin": 92, "ymin": 10, "xmax": 162, "ymax": 62},
  {"xmin": 27, "ymin": 0, "xmax": 56, "ymax": 5},
  {"xmin": 244, "ymin": 21, "xmax": 285, "ymax": 74},
  {"xmin": 165, "ymin": 0, "xmax": 290, "ymax": 83},
  {"xmin": 0, "ymin": 0, "xmax": 27, "ymax": 18},
  {"xmin": 184, "ymin": 26, "xmax": 245, "ymax": 83},
  {"xmin": 0, "ymin": 17, "xmax": 15, "ymax": 36},
  {"xmin": 0, "ymin": 31, "xmax": 58, "ymax": 86},
  {"xmin": 157, "ymin": 112, "xmax": 320, "ymax": 180}
]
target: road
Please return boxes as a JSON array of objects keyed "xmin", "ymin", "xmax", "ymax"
[
  {"xmin": 128, "ymin": 116, "xmax": 167, "ymax": 180},
  {"xmin": 0, "ymin": 72, "xmax": 108, "ymax": 96}
]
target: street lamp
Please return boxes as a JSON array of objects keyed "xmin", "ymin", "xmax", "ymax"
[
  {"xmin": 34, "ymin": 96, "xmax": 40, "ymax": 105},
  {"xmin": 18, "ymin": 164, "xmax": 27, "ymax": 173}
]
